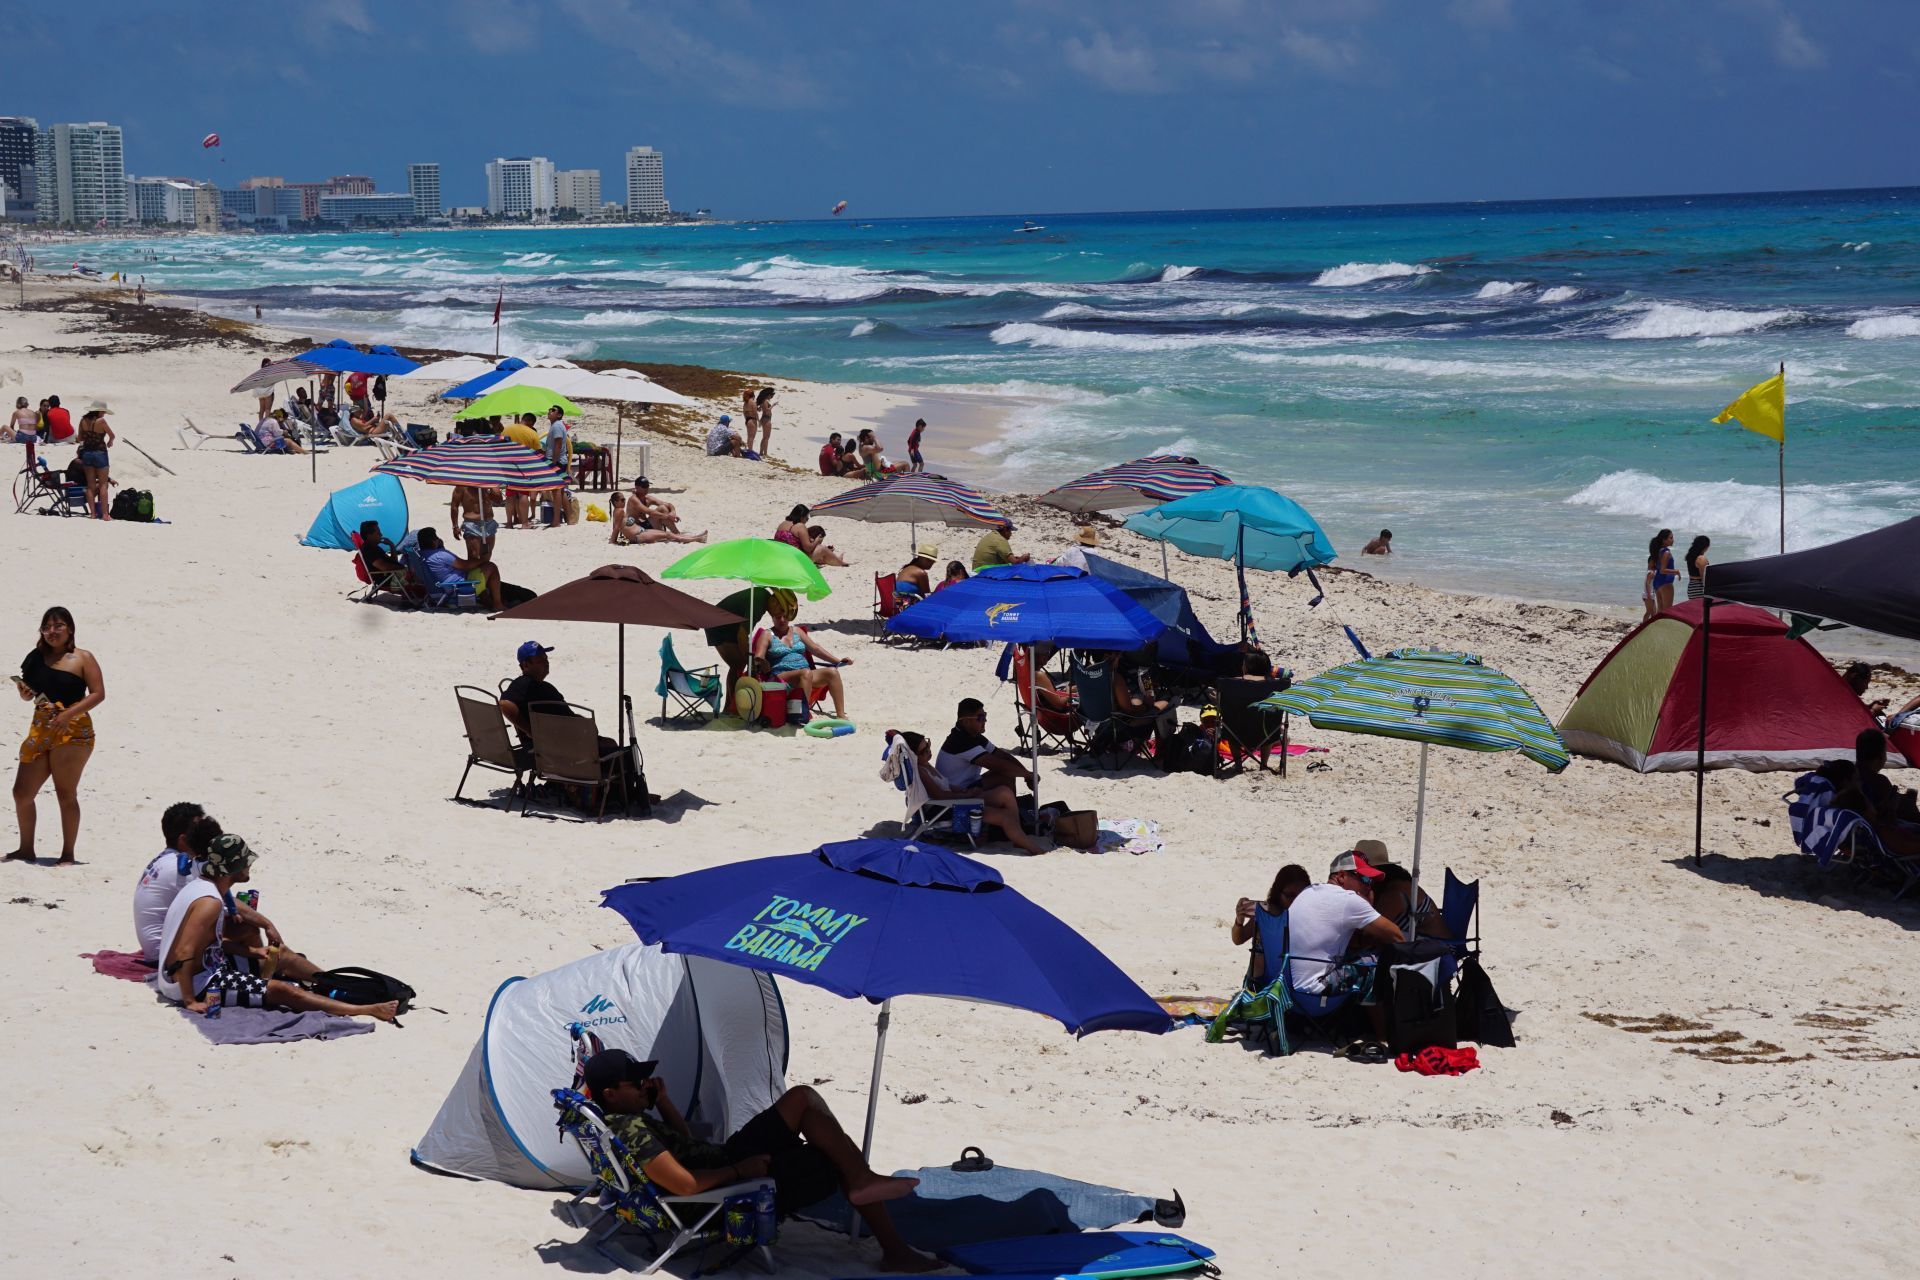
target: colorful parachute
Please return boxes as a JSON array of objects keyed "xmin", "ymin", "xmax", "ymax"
[
  {"xmin": 202, "ymin": 133, "xmax": 220, "ymax": 149},
  {"xmin": 831, "ymin": 200, "xmax": 848, "ymax": 216}
]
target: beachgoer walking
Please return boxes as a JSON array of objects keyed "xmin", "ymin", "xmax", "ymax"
[
  {"xmin": 75, "ymin": 403, "xmax": 114, "ymax": 520},
  {"xmin": 254, "ymin": 357, "xmax": 275, "ymax": 419},
  {"xmin": 907, "ymin": 417, "xmax": 926, "ymax": 472},
  {"xmin": 9, "ymin": 607, "xmax": 104, "ymax": 866},
  {"xmin": 1684, "ymin": 535, "xmax": 1710, "ymax": 601}
]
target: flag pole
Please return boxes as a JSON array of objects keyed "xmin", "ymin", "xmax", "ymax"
[{"xmin": 1777, "ymin": 361, "xmax": 1786, "ymax": 554}]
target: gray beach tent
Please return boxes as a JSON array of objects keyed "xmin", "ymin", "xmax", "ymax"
[{"xmin": 411, "ymin": 943, "xmax": 788, "ymax": 1189}]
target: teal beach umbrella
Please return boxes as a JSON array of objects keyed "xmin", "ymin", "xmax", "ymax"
[
  {"xmin": 1122, "ymin": 485, "xmax": 1335, "ymax": 641},
  {"xmin": 1260, "ymin": 649, "xmax": 1567, "ymax": 911}
]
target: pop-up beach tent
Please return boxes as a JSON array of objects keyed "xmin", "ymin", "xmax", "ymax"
[
  {"xmin": 411, "ymin": 943, "xmax": 788, "ymax": 1189},
  {"xmin": 1559, "ymin": 600, "xmax": 1902, "ymax": 773},
  {"xmin": 299, "ymin": 472, "xmax": 407, "ymax": 550}
]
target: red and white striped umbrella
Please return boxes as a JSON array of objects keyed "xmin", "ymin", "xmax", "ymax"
[{"xmin": 1038, "ymin": 455, "xmax": 1233, "ymax": 516}]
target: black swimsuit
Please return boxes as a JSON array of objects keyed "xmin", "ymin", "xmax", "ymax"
[{"xmin": 22, "ymin": 650, "xmax": 87, "ymax": 705}]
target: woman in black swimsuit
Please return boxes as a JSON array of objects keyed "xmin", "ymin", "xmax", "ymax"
[{"xmin": 9, "ymin": 607, "xmax": 105, "ymax": 865}]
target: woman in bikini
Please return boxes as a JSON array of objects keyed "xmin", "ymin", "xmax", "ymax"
[
  {"xmin": 75, "ymin": 405, "xmax": 115, "ymax": 521},
  {"xmin": 752, "ymin": 386, "xmax": 775, "ymax": 458},
  {"xmin": 9, "ymin": 607, "xmax": 105, "ymax": 866},
  {"xmin": 1683, "ymin": 535, "xmax": 1711, "ymax": 602},
  {"xmin": 773, "ymin": 504, "xmax": 849, "ymax": 566},
  {"xmin": 741, "ymin": 388, "xmax": 760, "ymax": 452},
  {"xmin": 751, "ymin": 597, "xmax": 852, "ymax": 719},
  {"xmin": 1649, "ymin": 528, "xmax": 1677, "ymax": 614},
  {"xmin": 10, "ymin": 396, "xmax": 39, "ymax": 470}
]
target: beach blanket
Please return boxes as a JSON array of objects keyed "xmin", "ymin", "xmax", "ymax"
[
  {"xmin": 83, "ymin": 949, "xmax": 156, "ymax": 982},
  {"xmin": 1094, "ymin": 818, "xmax": 1162, "ymax": 856},
  {"xmin": 181, "ymin": 1006, "xmax": 375, "ymax": 1045},
  {"xmin": 797, "ymin": 1161, "xmax": 1164, "ymax": 1250},
  {"xmin": 1155, "ymin": 995, "xmax": 1230, "ymax": 1025}
]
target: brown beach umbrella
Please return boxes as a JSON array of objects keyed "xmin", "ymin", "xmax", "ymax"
[{"xmin": 493, "ymin": 564, "xmax": 741, "ymax": 748}]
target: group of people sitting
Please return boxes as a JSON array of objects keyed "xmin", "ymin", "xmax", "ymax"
[
  {"xmin": 609, "ymin": 475, "xmax": 708, "ymax": 546},
  {"xmin": 816, "ymin": 428, "xmax": 907, "ymax": 480},
  {"xmin": 135, "ymin": 802, "xmax": 399, "ymax": 1022},
  {"xmin": 357, "ymin": 518, "xmax": 509, "ymax": 611},
  {"xmin": 1819, "ymin": 727, "xmax": 1920, "ymax": 856},
  {"xmin": 890, "ymin": 699, "xmax": 1051, "ymax": 854}
]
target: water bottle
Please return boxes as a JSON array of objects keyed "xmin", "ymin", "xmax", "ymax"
[
  {"xmin": 787, "ymin": 692, "xmax": 804, "ymax": 723},
  {"xmin": 751, "ymin": 1181, "xmax": 776, "ymax": 1244}
]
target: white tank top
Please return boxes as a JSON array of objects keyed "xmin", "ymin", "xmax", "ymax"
[{"xmin": 156, "ymin": 881, "xmax": 225, "ymax": 1002}]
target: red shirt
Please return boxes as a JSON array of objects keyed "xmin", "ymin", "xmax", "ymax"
[
  {"xmin": 43, "ymin": 406, "xmax": 73, "ymax": 441},
  {"xmin": 346, "ymin": 372, "xmax": 369, "ymax": 400},
  {"xmin": 818, "ymin": 442, "xmax": 839, "ymax": 476}
]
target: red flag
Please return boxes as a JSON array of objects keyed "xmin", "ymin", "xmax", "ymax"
[{"xmin": 492, "ymin": 286, "xmax": 503, "ymax": 325}]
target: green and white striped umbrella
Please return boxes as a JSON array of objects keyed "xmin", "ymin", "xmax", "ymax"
[
  {"xmin": 1260, "ymin": 648, "xmax": 1569, "ymax": 772},
  {"xmin": 1258, "ymin": 649, "xmax": 1567, "ymax": 924}
]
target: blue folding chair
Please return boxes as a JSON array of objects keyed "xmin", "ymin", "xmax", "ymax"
[
  {"xmin": 14, "ymin": 459, "xmax": 91, "ymax": 516},
  {"xmin": 399, "ymin": 549, "xmax": 479, "ymax": 611},
  {"xmin": 1206, "ymin": 907, "xmax": 1360, "ymax": 1055},
  {"xmin": 656, "ymin": 634, "xmax": 722, "ymax": 726}
]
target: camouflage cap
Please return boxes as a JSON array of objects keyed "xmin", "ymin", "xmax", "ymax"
[{"xmin": 202, "ymin": 833, "xmax": 257, "ymax": 877}]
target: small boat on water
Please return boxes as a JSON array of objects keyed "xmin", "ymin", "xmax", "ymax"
[{"xmin": 1017, "ymin": 221, "xmax": 1045, "ymax": 233}]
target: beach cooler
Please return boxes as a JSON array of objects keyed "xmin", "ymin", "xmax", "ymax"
[{"xmin": 759, "ymin": 681, "xmax": 796, "ymax": 729}]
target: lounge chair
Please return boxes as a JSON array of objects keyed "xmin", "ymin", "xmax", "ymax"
[
  {"xmin": 656, "ymin": 635, "xmax": 722, "ymax": 726},
  {"xmin": 1215, "ymin": 674, "xmax": 1292, "ymax": 777},
  {"xmin": 551, "ymin": 1087, "xmax": 776, "ymax": 1275},
  {"xmin": 1787, "ymin": 771, "xmax": 1920, "ymax": 899},
  {"xmin": 879, "ymin": 734, "xmax": 976, "ymax": 845},
  {"xmin": 176, "ymin": 415, "xmax": 219, "ymax": 450},
  {"xmin": 1206, "ymin": 907, "xmax": 1366, "ymax": 1055},
  {"xmin": 453, "ymin": 684, "xmax": 527, "ymax": 809},
  {"xmin": 523, "ymin": 702, "xmax": 631, "ymax": 822},
  {"xmin": 12, "ymin": 459, "xmax": 89, "ymax": 517}
]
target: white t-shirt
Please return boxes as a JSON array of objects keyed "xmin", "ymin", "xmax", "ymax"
[
  {"xmin": 155, "ymin": 880, "xmax": 225, "ymax": 1002},
  {"xmin": 1285, "ymin": 883, "xmax": 1381, "ymax": 993},
  {"xmin": 934, "ymin": 729, "xmax": 996, "ymax": 791},
  {"xmin": 133, "ymin": 848, "xmax": 201, "ymax": 962}
]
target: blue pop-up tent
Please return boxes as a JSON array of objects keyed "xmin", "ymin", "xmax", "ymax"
[
  {"xmin": 300, "ymin": 472, "xmax": 408, "ymax": 550},
  {"xmin": 1081, "ymin": 553, "xmax": 1241, "ymax": 676}
]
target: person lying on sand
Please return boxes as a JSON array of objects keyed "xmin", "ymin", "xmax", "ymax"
[
  {"xmin": 156, "ymin": 834, "xmax": 398, "ymax": 1022},
  {"xmin": 585, "ymin": 1049, "xmax": 938, "ymax": 1273}
]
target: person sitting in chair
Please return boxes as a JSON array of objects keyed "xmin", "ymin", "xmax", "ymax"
[
  {"xmin": 935, "ymin": 698, "xmax": 1047, "ymax": 849},
  {"xmin": 897, "ymin": 544, "xmax": 937, "ymax": 599},
  {"xmin": 1285, "ymin": 850, "xmax": 1406, "ymax": 1051},
  {"xmin": 415, "ymin": 526, "xmax": 502, "ymax": 610},
  {"xmin": 156, "ymin": 833, "xmax": 398, "ymax": 1023},
  {"xmin": 356, "ymin": 519, "xmax": 403, "ymax": 579},
  {"xmin": 899, "ymin": 729, "xmax": 1048, "ymax": 856},
  {"xmin": 1832, "ymin": 728, "xmax": 1920, "ymax": 854},
  {"xmin": 498, "ymin": 641, "xmax": 577, "ymax": 761},
  {"xmin": 1109, "ymin": 651, "xmax": 1176, "ymax": 763},
  {"xmin": 1021, "ymin": 642, "xmax": 1075, "ymax": 717},
  {"xmin": 1368, "ymin": 851, "xmax": 1450, "ymax": 940},
  {"xmin": 937, "ymin": 561, "xmax": 969, "ymax": 592},
  {"xmin": 583, "ymin": 1049, "xmax": 938, "ymax": 1273},
  {"xmin": 1232, "ymin": 863, "xmax": 1311, "ymax": 981},
  {"xmin": 752, "ymin": 596, "xmax": 852, "ymax": 719}
]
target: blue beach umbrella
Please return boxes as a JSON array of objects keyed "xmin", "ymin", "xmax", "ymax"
[
  {"xmin": 601, "ymin": 837, "xmax": 1169, "ymax": 1176},
  {"xmin": 1123, "ymin": 485, "xmax": 1336, "ymax": 642},
  {"xmin": 294, "ymin": 338, "xmax": 421, "ymax": 376},
  {"xmin": 439, "ymin": 356, "xmax": 529, "ymax": 401},
  {"xmin": 886, "ymin": 564, "xmax": 1169, "ymax": 802}
]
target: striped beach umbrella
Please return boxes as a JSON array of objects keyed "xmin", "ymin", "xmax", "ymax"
[
  {"xmin": 1261, "ymin": 649, "xmax": 1567, "ymax": 911},
  {"xmin": 373, "ymin": 435, "xmax": 569, "ymax": 492},
  {"xmin": 1037, "ymin": 455, "xmax": 1233, "ymax": 516},
  {"xmin": 231, "ymin": 359, "xmax": 322, "ymax": 394},
  {"xmin": 812, "ymin": 472, "xmax": 1007, "ymax": 550}
]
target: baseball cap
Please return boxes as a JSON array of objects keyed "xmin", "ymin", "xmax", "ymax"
[
  {"xmin": 719, "ymin": 413, "xmax": 732, "ymax": 424},
  {"xmin": 1329, "ymin": 850, "xmax": 1384, "ymax": 880},
  {"xmin": 583, "ymin": 1048, "xmax": 659, "ymax": 1098},
  {"xmin": 517, "ymin": 641, "xmax": 554, "ymax": 662},
  {"xmin": 202, "ymin": 833, "xmax": 257, "ymax": 877}
]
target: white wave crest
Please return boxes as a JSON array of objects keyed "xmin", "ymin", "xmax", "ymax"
[
  {"xmin": 1160, "ymin": 265, "xmax": 1202, "ymax": 282},
  {"xmin": 988, "ymin": 322, "xmax": 1277, "ymax": 354},
  {"xmin": 1039, "ymin": 303, "xmax": 1100, "ymax": 321},
  {"xmin": 1607, "ymin": 303, "xmax": 1799, "ymax": 340},
  {"xmin": 550, "ymin": 310, "xmax": 667, "ymax": 328},
  {"xmin": 1565, "ymin": 469, "xmax": 1914, "ymax": 551},
  {"xmin": 1311, "ymin": 261, "xmax": 1435, "ymax": 287},
  {"xmin": 1846, "ymin": 313, "xmax": 1920, "ymax": 340},
  {"xmin": 1538, "ymin": 286, "xmax": 1581, "ymax": 303},
  {"xmin": 849, "ymin": 320, "xmax": 877, "ymax": 337},
  {"xmin": 504, "ymin": 251, "xmax": 559, "ymax": 267},
  {"xmin": 1278, "ymin": 352, "xmax": 1554, "ymax": 380},
  {"xmin": 1475, "ymin": 280, "xmax": 1529, "ymax": 299}
]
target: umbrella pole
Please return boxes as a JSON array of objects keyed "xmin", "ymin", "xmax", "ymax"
[
  {"xmin": 1694, "ymin": 597, "xmax": 1712, "ymax": 867},
  {"xmin": 1027, "ymin": 641, "xmax": 1041, "ymax": 816},
  {"xmin": 849, "ymin": 997, "xmax": 893, "ymax": 1239},
  {"xmin": 1160, "ymin": 541, "xmax": 1169, "ymax": 582},
  {"xmin": 1409, "ymin": 741, "xmax": 1430, "ymax": 915},
  {"xmin": 309, "ymin": 377, "xmax": 318, "ymax": 486},
  {"xmin": 618, "ymin": 623, "xmax": 626, "ymax": 739},
  {"xmin": 612, "ymin": 405, "xmax": 623, "ymax": 493}
]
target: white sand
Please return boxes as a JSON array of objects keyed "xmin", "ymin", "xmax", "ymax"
[{"xmin": 3, "ymin": 283, "xmax": 1918, "ymax": 1279}]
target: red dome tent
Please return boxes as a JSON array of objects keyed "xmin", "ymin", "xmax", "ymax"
[{"xmin": 1559, "ymin": 600, "xmax": 1907, "ymax": 773}]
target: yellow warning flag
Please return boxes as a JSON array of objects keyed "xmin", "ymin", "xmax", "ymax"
[{"xmin": 1712, "ymin": 371, "xmax": 1785, "ymax": 443}]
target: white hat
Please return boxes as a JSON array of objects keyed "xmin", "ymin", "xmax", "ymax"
[{"xmin": 85, "ymin": 400, "xmax": 111, "ymax": 414}]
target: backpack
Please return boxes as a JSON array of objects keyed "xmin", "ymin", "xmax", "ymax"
[
  {"xmin": 1167, "ymin": 723, "xmax": 1217, "ymax": 776},
  {"xmin": 319, "ymin": 406, "xmax": 340, "ymax": 428},
  {"xmin": 110, "ymin": 488, "xmax": 152, "ymax": 522},
  {"xmin": 135, "ymin": 490, "xmax": 154, "ymax": 522},
  {"xmin": 303, "ymin": 966, "xmax": 415, "ymax": 1013},
  {"xmin": 372, "ymin": 374, "xmax": 388, "ymax": 401}
]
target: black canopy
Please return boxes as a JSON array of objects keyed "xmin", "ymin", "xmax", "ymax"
[{"xmin": 1705, "ymin": 515, "xmax": 1920, "ymax": 643}]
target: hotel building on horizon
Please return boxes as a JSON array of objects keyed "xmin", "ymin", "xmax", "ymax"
[
  {"xmin": 625, "ymin": 146, "xmax": 667, "ymax": 216},
  {"xmin": 407, "ymin": 162, "xmax": 441, "ymax": 219},
  {"xmin": 485, "ymin": 155, "xmax": 555, "ymax": 217},
  {"xmin": 34, "ymin": 121, "xmax": 126, "ymax": 226},
  {"xmin": 554, "ymin": 168, "xmax": 600, "ymax": 214}
]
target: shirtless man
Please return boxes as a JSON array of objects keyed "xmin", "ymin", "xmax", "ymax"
[
  {"xmin": 609, "ymin": 476, "xmax": 708, "ymax": 546},
  {"xmin": 1362, "ymin": 529, "xmax": 1393, "ymax": 555}
]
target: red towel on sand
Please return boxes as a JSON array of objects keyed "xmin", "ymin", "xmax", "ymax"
[
  {"xmin": 1395, "ymin": 1046, "xmax": 1480, "ymax": 1076},
  {"xmin": 84, "ymin": 949, "xmax": 156, "ymax": 982}
]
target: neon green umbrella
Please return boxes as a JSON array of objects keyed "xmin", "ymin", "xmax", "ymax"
[
  {"xmin": 463, "ymin": 384, "xmax": 582, "ymax": 419},
  {"xmin": 661, "ymin": 538, "xmax": 831, "ymax": 601}
]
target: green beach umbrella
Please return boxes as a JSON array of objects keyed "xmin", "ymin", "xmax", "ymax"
[
  {"xmin": 462, "ymin": 383, "xmax": 582, "ymax": 419},
  {"xmin": 661, "ymin": 537, "xmax": 832, "ymax": 601},
  {"xmin": 1260, "ymin": 649, "xmax": 1568, "ymax": 915}
]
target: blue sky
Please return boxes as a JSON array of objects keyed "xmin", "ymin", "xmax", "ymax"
[{"xmin": 10, "ymin": 1, "xmax": 1917, "ymax": 218}]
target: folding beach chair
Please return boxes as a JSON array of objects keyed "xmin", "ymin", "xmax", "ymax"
[
  {"xmin": 452, "ymin": 685, "xmax": 528, "ymax": 809},
  {"xmin": 176, "ymin": 415, "xmax": 219, "ymax": 450},
  {"xmin": 1009, "ymin": 644, "xmax": 1080, "ymax": 757},
  {"xmin": 1206, "ymin": 908, "xmax": 1362, "ymax": 1056},
  {"xmin": 13, "ymin": 459, "xmax": 89, "ymax": 517},
  {"xmin": 523, "ymin": 702, "xmax": 631, "ymax": 822},
  {"xmin": 347, "ymin": 532, "xmax": 410, "ymax": 604},
  {"xmin": 873, "ymin": 572, "xmax": 904, "ymax": 622},
  {"xmin": 1215, "ymin": 674, "xmax": 1292, "ymax": 778},
  {"xmin": 399, "ymin": 548, "xmax": 481, "ymax": 611},
  {"xmin": 879, "ymin": 734, "xmax": 977, "ymax": 846},
  {"xmin": 1068, "ymin": 655, "xmax": 1158, "ymax": 770},
  {"xmin": 655, "ymin": 635, "xmax": 722, "ymax": 726},
  {"xmin": 1786, "ymin": 772, "xmax": 1920, "ymax": 899},
  {"xmin": 551, "ymin": 1088, "xmax": 776, "ymax": 1275}
]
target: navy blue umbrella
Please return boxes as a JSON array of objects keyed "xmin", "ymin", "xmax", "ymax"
[
  {"xmin": 440, "ymin": 356, "xmax": 529, "ymax": 400},
  {"xmin": 887, "ymin": 564, "xmax": 1168, "ymax": 803},
  {"xmin": 602, "ymin": 837, "xmax": 1168, "ymax": 1180},
  {"xmin": 294, "ymin": 338, "xmax": 421, "ymax": 376}
]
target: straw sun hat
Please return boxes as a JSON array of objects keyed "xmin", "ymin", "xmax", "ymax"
[{"xmin": 84, "ymin": 400, "xmax": 111, "ymax": 414}]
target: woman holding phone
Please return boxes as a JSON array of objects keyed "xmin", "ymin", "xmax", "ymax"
[{"xmin": 9, "ymin": 607, "xmax": 105, "ymax": 865}]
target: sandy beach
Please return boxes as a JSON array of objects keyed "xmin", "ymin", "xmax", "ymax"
[{"xmin": 4, "ymin": 279, "xmax": 1919, "ymax": 1279}]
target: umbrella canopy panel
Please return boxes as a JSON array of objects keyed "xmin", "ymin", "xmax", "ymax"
[
  {"xmin": 812, "ymin": 473, "xmax": 1007, "ymax": 529},
  {"xmin": 1039, "ymin": 456, "xmax": 1233, "ymax": 516},
  {"xmin": 232, "ymin": 358, "xmax": 322, "ymax": 394},
  {"xmin": 294, "ymin": 339, "xmax": 420, "ymax": 376},
  {"xmin": 464, "ymin": 384, "xmax": 583, "ymax": 419},
  {"xmin": 1122, "ymin": 484, "xmax": 1336, "ymax": 573},
  {"xmin": 374, "ymin": 435, "xmax": 570, "ymax": 492},
  {"xmin": 493, "ymin": 564, "xmax": 742, "ymax": 631},
  {"xmin": 661, "ymin": 538, "xmax": 832, "ymax": 601},
  {"xmin": 884, "ymin": 563, "xmax": 1168, "ymax": 650},
  {"xmin": 1706, "ymin": 515, "xmax": 1920, "ymax": 644}
]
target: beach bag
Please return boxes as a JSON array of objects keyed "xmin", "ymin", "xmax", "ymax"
[
  {"xmin": 1051, "ymin": 809, "xmax": 1099, "ymax": 849},
  {"xmin": 1385, "ymin": 949, "xmax": 1457, "ymax": 1056},
  {"xmin": 303, "ymin": 966, "xmax": 415, "ymax": 1013},
  {"xmin": 585, "ymin": 503, "xmax": 608, "ymax": 523},
  {"xmin": 1454, "ymin": 955, "xmax": 1514, "ymax": 1047},
  {"xmin": 110, "ymin": 488, "xmax": 152, "ymax": 522},
  {"xmin": 135, "ymin": 490, "xmax": 155, "ymax": 522},
  {"xmin": 563, "ymin": 491, "xmax": 581, "ymax": 525},
  {"xmin": 1168, "ymin": 724, "xmax": 1217, "ymax": 776}
]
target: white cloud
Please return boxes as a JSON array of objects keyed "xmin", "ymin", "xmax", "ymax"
[
  {"xmin": 1278, "ymin": 26, "xmax": 1360, "ymax": 76},
  {"xmin": 553, "ymin": 0, "xmax": 827, "ymax": 107},
  {"xmin": 1061, "ymin": 30, "xmax": 1161, "ymax": 93},
  {"xmin": 1771, "ymin": 13, "xmax": 1826, "ymax": 69}
]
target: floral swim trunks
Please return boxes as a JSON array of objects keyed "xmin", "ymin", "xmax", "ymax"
[{"xmin": 19, "ymin": 702, "xmax": 94, "ymax": 764}]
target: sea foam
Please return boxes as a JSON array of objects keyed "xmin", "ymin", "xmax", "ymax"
[
  {"xmin": 1475, "ymin": 281, "xmax": 1529, "ymax": 299},
  {"xmin": 1565, "ymin": 470, "xmax": 1911, "ymax": 551},
  {"xmin": 1846, "ymin": 313, "xmax": 1920, "ymax": 340},
  {"xmin": 1607, "ymin": 303, "xmax": 1798, "ymax": 340},
  {"xmin": 1311, "ymin": 261, "xmax": 1435, "ymax": 287}
]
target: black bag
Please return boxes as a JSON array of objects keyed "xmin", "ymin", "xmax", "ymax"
[
  {"xmin": 110, "ymin": 488, "xmax": 152, "ymax": 522},
  {"xmin": 1454, "ymin": 955, "xmax": 1514, "ymax": 1047},
  {"xmin": 407, "ymin": 424, "xmax": 439, "ymax": 449},
  {"xmin": 319, "ymin": 406, "xmax": 340, "ymax": 428},
  {"xmin": 372, "ymin": 374, "xmax": 388, "ymax": 401},
  {"xmin": 1173, "ymin": 724, "xmax": 1218, "ymax": 776},
  {"xmin": 304, "ymin": 966, "xmax": 415, "ymax": 1013},
  {"xmin": 1384, "ymin": 939, "xmax": 1458, "ymax": 1055}
]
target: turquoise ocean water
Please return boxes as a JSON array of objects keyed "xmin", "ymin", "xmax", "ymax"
[{"xmin": 93, "ymin": 188, "xmax": 1920, "ymax": 607}]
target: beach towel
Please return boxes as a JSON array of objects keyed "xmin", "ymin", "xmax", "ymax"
[
  {"xmin": 797, "ymin": 1161, "xmax": 1165, "ymax": 1250},
  {"xmin": 83, "ymin": 949, "xmax": 156, "ymax": 983},
  {"xmin": 1393, "ymin": 1046, "xmax": 1480, "ymax": 1076},
  {"xmin": 181, "ymin": 1006, "xmax": 375, "ymax": 1045},
  {"xmin": 1095, "ymin": 818, "xmax": 1162, "ymax": 856},
  {"xmin": 1156, "ymin": 996, "xmax": 1229, "ymax": 1025}
]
